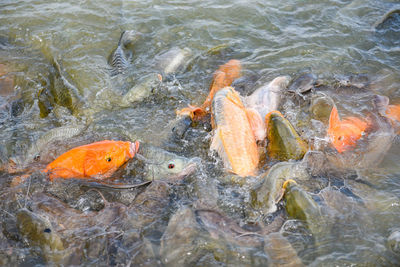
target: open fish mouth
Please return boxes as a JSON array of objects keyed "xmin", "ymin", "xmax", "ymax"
[
  {"xmin": 169, "ymin": 157, "xmax": 201, "ymax": 182},
  {"xmin": 129, "ymin": 141, "xmax": 140, "ymax": 158}
]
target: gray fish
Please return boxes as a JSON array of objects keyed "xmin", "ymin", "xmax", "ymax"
[
  {"xmin": 138, "ymin": 143, "xmax": 199, "ymax": 182},
  {"xmin": 287, "ymin": 73, "xmax": 317, "ymax": 95},
  {"xmin": 387, "ymin": 230, "xmax": 400, "ymax": 254},
  {"xmin": 21, "ymin": 124, "xmax": 86, "ymax": 167},
  {"xmin": 245, "ymin": 76, "xmax": 290, "ymax": 119},
  {"xmin": 155, "ymin": 47, "xmax": 192, "ymax": 75},
  {"xmin": 120, "ymin": 73, "xmax": 162, "ymax": 107},
  {"xmin": 16, "ymin": 209, "xmax": 65, "ymax": 262},
  {"xmin": 108, "ymin": 30, "xmax": 138, "ymax": 76},
  {"xmin": 374, "ymin": 8, "xmax": 400, "ymax": 30}
]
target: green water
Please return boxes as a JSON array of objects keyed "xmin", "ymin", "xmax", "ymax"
[{"xmin": 0, "ymin": 0, "xmax": 400, "ymax": 266}]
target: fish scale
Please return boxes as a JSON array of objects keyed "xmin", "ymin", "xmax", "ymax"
[
  {"xmin": 108, "ymin": 31, "xmax": 134, "ymax": 76},
  {"xmin": 211, "ymin": 87, "xmax": 259, "ymax": 177}
]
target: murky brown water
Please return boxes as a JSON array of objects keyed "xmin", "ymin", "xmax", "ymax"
[{"xmin": 1, "ymin": 0, "xmax": 400, "ymax": 266}]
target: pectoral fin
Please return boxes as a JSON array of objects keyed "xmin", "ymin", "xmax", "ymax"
[{"xmin": 210, "ymin": 128, "xmax": 232, "ymax": 170}]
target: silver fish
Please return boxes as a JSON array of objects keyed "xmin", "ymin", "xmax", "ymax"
[
  {"xmin": 245, "ymin": 76, "xmax": 290, "ymax": 119},
  {"xmin": 108, "ymin": 30, "xmax": 138, "ymax": 76},
  {"xmin": 138, "ymin": 143, "xmax": 200, "ymax": 182},
  {"xmin": 155, "ymin": 47, "xmax": 192, "ymax": 75}
]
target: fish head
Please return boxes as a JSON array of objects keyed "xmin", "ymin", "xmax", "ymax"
[
  {"xmin": 328, "ymin": 107, "xmax": 368, "ymax": 153},
  {"xmin": 17, "ymin": 209, "xmax": 64, "ymax": 252},
  {"xmin": 265, "ymin": 111, "xmax": 308, "ymax": 161},
  {"xmin": 144, "ymin": 147, "xmax": 199, "ymax": 181},
  {"xmin": 83, "ymin": 140, "xmax": 139, "ymax": 178}
]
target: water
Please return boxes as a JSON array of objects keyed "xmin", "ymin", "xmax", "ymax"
[{"xmin": 0, "ymin": 0, "xmax": 400, "ymax": 266}]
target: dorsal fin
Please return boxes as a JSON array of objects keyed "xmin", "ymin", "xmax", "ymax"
[{"xmin": 328, "ymin": 106, "xmax": 340, "ymax": 131}]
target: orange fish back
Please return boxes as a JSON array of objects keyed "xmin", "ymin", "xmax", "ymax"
[
  {"xmin": 43, "ymin": 140, "xmax": 138, "ymax": 180},
  {"xmin": 211, "ymin": 87, "xmax": 259, "ymax": 176},
  {"xmin": 177, "ymin": 59, "xmax": 241, "ymax": 121}
]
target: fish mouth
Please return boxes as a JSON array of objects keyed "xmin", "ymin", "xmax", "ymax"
[
  {"xmin": 129, "ymin": 141, "xmax": 140, "ymax": 158},
  {"xmin": 169, "ymin": 157, "xmax": 201, "ymax": 181}
]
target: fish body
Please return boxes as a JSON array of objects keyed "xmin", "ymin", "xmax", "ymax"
[
  {"xmin": 211, "ymin": 87, "xmax": 258, "ymax": 176},
  {"xmin": 108, "ymin": 31, "xmax": 137, "ymax": 76},
  {"xmin": 328, "ymin": 106, "xmax": 369, "ymax": 153},
  {"xmin": 177, "ymin": 59, "xmax": 241, "ymax": 121},
  {"xmin": 245, "ymin": 76, "xmax": 290, "ymax": 120},
  {"xmin": 156, "ymin": 47, "xmax": 192, "ymax": 75},
  {"xmin": 43, "ymin": 140, "xmax": 139, "ymax": 180}
]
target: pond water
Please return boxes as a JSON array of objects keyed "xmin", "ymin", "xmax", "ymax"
[{"xmin": 0, "ymin": 0, "xmax": 400, "ymax": 266}]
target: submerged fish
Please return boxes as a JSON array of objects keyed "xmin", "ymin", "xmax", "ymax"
[
  {"xmin": 177, "ymin": 59, "xmax": 241, "ymax": 121},
  {"xmin": 16, "ymin": 208, "xmax": 65, "ymax": 262},
  {"xmin": 374, "ymin": 95, "xmax": 400, "ymax": 133},
  {"xmin": 108, "ymin": 30, "xmax": 138, "ymax": 76},
  {"xmin": 211, "ymin": 87, "xmax": 259, "ymax": 177},
  {"xmin": 17, "ymin": 192, "xmax": 128, "ymax": 264},
  {"xmin": 155, "ymin": 47, "xmax": 192, "ymax": 75},
  {"xmin": 328, "ymin": 106, "xmax": 369, "ymax": 153},
  {"xmin": 43, "ymin": 140, "xmax": 139, "ymax": 181}
]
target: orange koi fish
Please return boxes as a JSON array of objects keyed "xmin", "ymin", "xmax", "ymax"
[
  {"xmin": 43, "ymin": 140, "xmax": 139, "ymax": 181},
  {"xmin": 328, "ymin": 106, "xmax": 369, "ymax": 153},
  {"xmin": 210, "ymin": 87, "xmax": 259, "ymax": 176},
  {"xmin": 385, "ymin": 105, "xmax": 400, "ymax": 134},
  {"xmin": 177, "ymin": 59, "xmax": 241, "ymax": 121},
  {"xmin": 373, "ymin": 95, "xmax": 400, "ymax": 134}
]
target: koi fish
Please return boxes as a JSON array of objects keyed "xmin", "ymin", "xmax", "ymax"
[
  {"xmin": 43, "ymin": 140, "xmax": 139, "ymax": 181},
  {"xmin": 373, "ymin": 95, "xmax": 400, "ymax": 133},
  {"xmin": 177, "ymin": 59, "xmax": 241, "ymax": 121},
  {"xmin": 328, "ymin": 106, "xmax": 369, "ymax": 153},
  {"xmin": 210, "ymin": 87, "xmax": 259, "ymax": 176}
]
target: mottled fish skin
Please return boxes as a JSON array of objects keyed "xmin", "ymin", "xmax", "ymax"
[
  {"xmin": 108, "ymin": 31, "xmax": 136, "ymax": 76},
  {"xmin": 245, "ymin": 76, "xmax": 290, "ymax": 120},
  {"xmin": 16, "ymin": 208, "xmax": 65, "ymax": 262},
  {"xmin": 211, "ymin": 87, "xmax": 259, "ymax": 177},
  {"xmin": 22, "ymin": 124, "xmax": 86, "ymax": 168}
]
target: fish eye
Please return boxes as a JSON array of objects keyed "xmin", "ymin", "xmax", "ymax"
[
  {"xmin": 338, "ymin": 136, "xmax": 343, "ymax": 141},
  {"xmin": 43, "ymin": 228, "xmax": 51, "ymax": 233},
  {"xmin": 106, "ymin": 156, "xmax": 112, "ymax": 162},
  {"xmin": 168, "ymin": 163, "xmax": 175, "ymax": 169},
  {"xmin": 34, "ymin": 154, "xmax": 40, "ymax": 161}
]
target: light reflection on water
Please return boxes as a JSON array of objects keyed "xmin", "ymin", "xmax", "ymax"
[{"xmin": 0, "ymin": 0, "xmax": 399, "ymax": 266}]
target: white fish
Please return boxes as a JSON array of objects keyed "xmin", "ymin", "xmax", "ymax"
[{"xmin": 245, "ymin": 76, "xmax": 290, "ymax": 120}]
